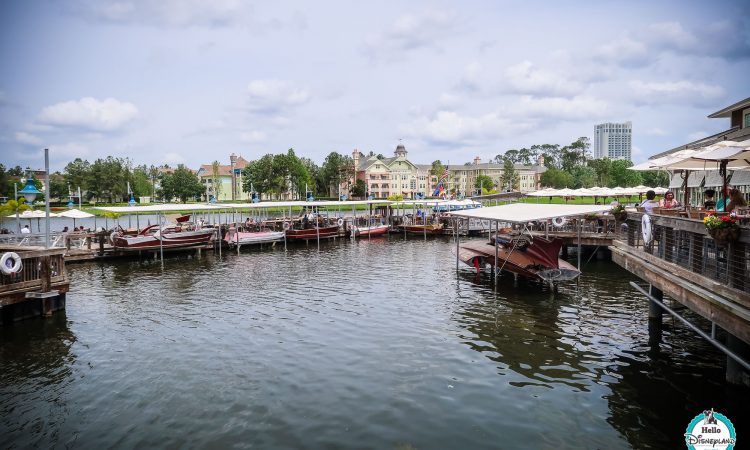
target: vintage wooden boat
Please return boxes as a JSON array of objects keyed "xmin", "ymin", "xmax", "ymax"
[
  {"xmin": 285, "ymin": 224, "xmax": 340, "ymax": 241},
  {"xmin": 112, "ymin": 225, "xmax": 215, "ymax": 250},
  {"xmin": 352, "ymin": 224, "xmax": 389, "ymax": 237},
  {"xmin": 457, "ymin": 234, "xmax": 580, "ymax": 282},
  {"xmin": 224, "ymin": 228, "xmax": 285, "ymax": 245},
  {"xmin": 401, "ymin": 223, "xmax": 444, "ymax": 234}
]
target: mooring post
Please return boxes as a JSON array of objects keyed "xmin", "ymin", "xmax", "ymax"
[
  {"xmin": 455, "ymin": 217, "xmax": 460, "ymax": 271},
  {"xmin": 648, "ymin": 284, "xmax": 663, "ymax": 345},
  {"xmin": 726, "ymin": 334, "xmax": 750, "ymax": 386}
]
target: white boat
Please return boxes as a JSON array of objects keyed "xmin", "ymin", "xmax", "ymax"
[{"xmin": 224, "ymin": 228, "xmax": 285, "ymax": 246}]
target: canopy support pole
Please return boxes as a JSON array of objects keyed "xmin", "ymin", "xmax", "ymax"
[
  {"xmin": 494, "ymin": 220, "xmax": 498, "ymax": 281},
  {"xmin": 577, "ymin": 218, "xmax": 582, "ymax": 271}
]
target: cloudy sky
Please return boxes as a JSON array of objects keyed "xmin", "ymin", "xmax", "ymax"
[{"xmin": 1, "ymin": 0, "xmax": 748, "ymax": 171}]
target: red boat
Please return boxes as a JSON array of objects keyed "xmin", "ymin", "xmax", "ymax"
[
  {"xmin": 112, "ymin": 224, "xmax": 215, "ymax": 250},
  {"xmin": 457, "ymin": 234, "xmax": 580, "ymax": 282},
  {"xmin": 285, "ymin": 225, "xmax": 340, "ymax": 241},
  {"xmin": 352, "ymin": 224, "xmax": 389, "ymax": 237}
]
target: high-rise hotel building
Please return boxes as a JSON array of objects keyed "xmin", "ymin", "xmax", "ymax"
[{"xmin": 594, "ymin": 121, "xmax": 632, "ymax": 161}]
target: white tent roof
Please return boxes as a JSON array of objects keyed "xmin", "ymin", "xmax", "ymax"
[
  {"xmin": 96, "ymin": 200, "xmax": 393, "ymax": 213},
  {"xmin": 448, "ymin": 203, "xmax": 611, "ymax": 223},
  {"xmin": 6, "ymin": 210, "xmax": 60, "ymax": 218},
  {"xmin": 57, "ymin": 208, "xmax": 95, "ymax": 218}
]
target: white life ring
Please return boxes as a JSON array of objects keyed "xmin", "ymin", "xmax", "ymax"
[
  {"xmin": 337, "ymin": 218, "xmax": 344, "ymax": 227},
  {"xmin": 282, "ymin": 221, "xmax": 290, "ymax": 230},
  {"xmin": 552, "ymin": 216, "xmax": 567, "ymax": 228},
  {"xmin": 641, "ymin": 214, "xmax": 653, "ymax": 245},
  {"xmin": 1, "ymin": 252, "xmax": 23, "ymax": 275}
]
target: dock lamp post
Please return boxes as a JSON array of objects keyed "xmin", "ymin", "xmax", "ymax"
[{"xmin": 19, "ymin": 158, "xmax": 48, "ymax": 246}]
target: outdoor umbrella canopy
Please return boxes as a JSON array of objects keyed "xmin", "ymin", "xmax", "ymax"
[
  {"xmin": 5, "ymin": 210, "xmax": 60, "ymax": 232},
  {"xmin": 58, "ymin": 208, "xmax": 95, "ymax": 229}
]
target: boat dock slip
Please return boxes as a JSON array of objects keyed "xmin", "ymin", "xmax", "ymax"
[
  {"xmin": 448, "ymin": 203, "xmax": 612, "ymax": 282},
  {"xmin": 611, "ymin": 212, "xmax": 750, "ymax": 385},
  {"xmin": 0, "ymin": 246, "xmax": 69, "ymax": 323}
]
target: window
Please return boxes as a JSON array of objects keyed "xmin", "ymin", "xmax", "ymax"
[{"xmin": 744, "ymin": 110, "xmax": 750, "ymax": 128}]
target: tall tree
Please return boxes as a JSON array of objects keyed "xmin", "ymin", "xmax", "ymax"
[
  {"xmin": 160, "ymin": 165, "xmax": 202, "ymax": 203},
  {"xmin": 540, "ymin": 167, "xmax": 573, "ymax": 188},
  {"xmin": 474, "ymin": 175, "xmax": 495, "ymax": 193},
  {"xmin": 500, "ymin": 158, "xmax": 519, "ymax": 191},
  {"xmin": 63, "ymin": 158, "xmax": 91, "ymax": 192},
  {"xmin": 242, "ymin": 154, "xmax": 276, "ymax": 198},
  {"xmin": 211, "ymin": 160, "xmax": 223, "ymax": 200},
  {"xmin": 609, "ymin": 159, "xmax": 642, "ymax": 187}
]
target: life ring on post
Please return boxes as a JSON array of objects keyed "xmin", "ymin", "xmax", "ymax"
[
  {"xmin": 641, "ymin": 214, "xmax": 653, "ymax": 245},
  {"xmin": 282, "ymin": 221, "xmax": 290, "ymax": 231},
  {"xmin": 109, "ymin": 231, "xmax": 120, "ymax": 246},
  {"xmin": 1, "ymin": 252, "xmax": 23, "ymax": 275},
  {"xmin": 337, "ymin": 218, "xmax": 344, "ymax": 227},
  {"xmin": 552, "ymin": 216, "xmax": 567, "ymax": 228}
]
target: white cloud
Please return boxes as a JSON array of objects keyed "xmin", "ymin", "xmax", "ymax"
[
  {"xmin": 246, "ymin": 80, "xmax": 310, "ymax": 114},
  {"xmin": 644, "ymin": 127, "xmax": 668, "ymax": 136},
  {"xmin": 70, "ymin": 0, "xmax": 248, "ymax": 27},
  {"xmin": 504, "ymin": 61, "xmax": 584, "ymax": 97},
  {"xmin": 37, "ymin": 97, "xmax": 138, "ymax": 132},
  {"xmin": 628, "ymin": 80, "xmax": 724, "ymax": 106},
  {"xmin": 595, "ymin": 20, "xmax": 750, "ymax": 68},
  {"xmin": 437, "ymin": 93, "xmax": 461, "ymax": 109},
  {"xmin": 515, "ymin": 95, "xmax": 608, "ymax": 120},
  {"xmin": 595, "ymin": 37, "xmax": 650, "ymax": 67},
  {"xmin": 240, "ymin": 130, "xmax": 267, "ymax": 143},
  {"xmin": 15, "ymin": 131, "xmax": 43, "ymax": 146},
  {"xmin": 164, "ymin": 152, "xmax": 185, "ymax": 165},
  {"xmin": 363, "ymin": 10, "xmax": 459, "ymax": 60},
  {"xmin": 53, "ymin": 142, "xmax": 90, "ymax": 159},
  {"xmin": 401, "ymin": 110, "xmax": 534, "ymax": 146}
]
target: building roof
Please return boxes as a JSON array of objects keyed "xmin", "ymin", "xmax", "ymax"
[
  {"xmin": 730, "ymin": 169, "xmax": 750, "ymax": 186},
  {"xmin": 708, "ymin": 96, "xmax": 750, "ymax": 118},
  {"xmin": 197, "ymin": 155, "xmax": 250, "ymax": 177}
]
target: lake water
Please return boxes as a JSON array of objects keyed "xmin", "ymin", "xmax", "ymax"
[{"xmin": 1, "ymin": 237, "xmax": 747, "ymax": 449}]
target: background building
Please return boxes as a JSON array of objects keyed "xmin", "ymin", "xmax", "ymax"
[
  {"xmin": 196, "ymin": 154, "xmax": 249, "ymax": 201},
  {"xmin": 594, "ymin": 122, "xmax": 632, "ymax": 160}
]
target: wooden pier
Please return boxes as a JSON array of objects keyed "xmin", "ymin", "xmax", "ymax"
[
  {"xmin": 0, "ymin": 247, "xmax": 69, "ymax": 324},
  {"xmin": 610, "ymin": 212, "xmax": 750, "ymax": 385}
]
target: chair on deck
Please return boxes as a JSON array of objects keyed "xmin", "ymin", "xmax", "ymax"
[{"xmin": 659, "ymin": 209, "xmax": 680, "ymax": 217}]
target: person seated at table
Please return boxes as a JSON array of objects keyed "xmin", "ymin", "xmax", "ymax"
[
  {"xmin": 716, "ymin": 187, "xmax": 730, "ymax": 211},
  {"xmin": 703, "ymin": 189, "xmax": 716, "ymax": 210},
  {"xmin": 659, "ymin": 191, "xmax": 680, "ymax": 209},
  {"xmin": 640, "ymin": 190, "xmax": 658, "ymax": 214},
  {"xmin": 726, "ymin": 188, "xmax": 747, "ymax": 214}
]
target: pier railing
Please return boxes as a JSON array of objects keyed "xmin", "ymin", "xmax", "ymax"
[
  {"xmin": 622, "ymin": 212, "xmax": 749, "ymax": 293},
  {"xmin": 0, "ymin": 247, "xmax": 68, "ymax": 296}
]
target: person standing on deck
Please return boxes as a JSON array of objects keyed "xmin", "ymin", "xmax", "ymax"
[
  {"xmin": 641, "ymin": 190, "xmax": 658, "ymax": 214},
  {"xmin": 21, "ymin": 225, "xmax": 31, "ymax": 234}
]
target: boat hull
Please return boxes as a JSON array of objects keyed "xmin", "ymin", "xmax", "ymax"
[
  {"xmin": 458, "ymin": 238, "xmax": 580, "ymax": 282},
  {"xmin": 114, "ymin": 229, "xmax": 215, "ymax": 250},
  {"xmin": 286, "ymin": 225, "xmax": 340, "ymax": 241},
  {"xmin": 401, "ymin": 224, "xmax": 444, "ymax": 234},
  {"xmin": 353, "ymin": 225, "xmax": 389, "ymax": 237},
  {"xmin": 225, "ymin": 231, "xmax": 285, "ymax": 245}
]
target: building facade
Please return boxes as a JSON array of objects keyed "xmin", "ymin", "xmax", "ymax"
[
  {"xmin": 594, "ymin": 122, "xmax": 632, "ymax": 160},
  {"xmin": 353, "ymin": 145, "xmax": 546, "ymax": 199},
  {"xmin": 196, "ymin": 154, "xmax": 250, "ymax": 201}
]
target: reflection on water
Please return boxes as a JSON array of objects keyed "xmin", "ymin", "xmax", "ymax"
[{"xmin": 1, "ymin": 237, "xmax": 747, "ymax": 449}]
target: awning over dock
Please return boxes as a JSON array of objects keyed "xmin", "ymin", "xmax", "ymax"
[
  {"xmin": 447, "ymin": 203, "xmax": 611, "ymax": 223},
  {"xmin": 95, "ymin": 200, "xmax": 392, "ymax": 213}
]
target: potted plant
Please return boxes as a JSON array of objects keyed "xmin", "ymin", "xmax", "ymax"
[
  {"xmin": 611, "ymin": 204, "xmax": 627, "ymax": 221},
  {"xmin": 703, "ymin": 214, "xmax": 740, "ymax": 247}
]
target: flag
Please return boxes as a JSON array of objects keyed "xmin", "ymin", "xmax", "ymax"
[{"xmin": 440, "ymin": 168, "xmax": 450, "ymax": 181}]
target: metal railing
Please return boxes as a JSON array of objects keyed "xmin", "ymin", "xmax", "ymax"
[
  {"xmin": 0, "ymin": 232, "xmax": 94, "ymax": 250},
  {"xmin": 0, "ymin": 248, "xmax": 67, "ymax": 294},
  {"xmin": 623, "ymin": 212, "xmax": 749, "ymax": 292}
]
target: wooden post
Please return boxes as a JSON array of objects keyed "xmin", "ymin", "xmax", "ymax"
[
  {"xmin": 455, "ymin": 217, "xmax": 460, "ymax": 271},
  {"xmin": 98, "ymin": 231, "xmax": 105, "ymax": 256},
  {"xmin": 726, "ymin": 334, "xmax": 750, "ymax": 386}
]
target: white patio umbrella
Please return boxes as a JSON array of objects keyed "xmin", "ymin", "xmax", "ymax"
[
  {"xmin": 6, "ymin": 210, "xmax": 60, "ymax": 232},
  {"xmin": 58, "ymin": 208, "xmax": 95, "ymax": 229}
]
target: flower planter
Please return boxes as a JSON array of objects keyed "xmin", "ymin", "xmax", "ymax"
[
  {"xmin": 613, "ymin": 211, "xmax": 627, "ymax": 221},
  {"xmin": 708, "ymin": 227, "xmax": 739, "ymax": 247}
]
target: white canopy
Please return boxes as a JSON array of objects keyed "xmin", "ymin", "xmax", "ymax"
[
  {"xmin": 96, "ymin": 200, "xmax": 393, "ymax": 213},
  {"xmin": 448, "ymin": 203, "xmax": 611, "ymax": 223},
  {"xmin": 6, "ymin": 210, "xmax": 60, "ymax": 218},
  {"xmin": 57, "ymin": 208, "xmax": 95, "ymax": 219}
]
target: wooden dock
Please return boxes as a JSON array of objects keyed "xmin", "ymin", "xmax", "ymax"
[
  {"xmin": 610, "ymin": 212, "xmax": 750, "ymax": 385},
  {"xmin": 1, "ymin": 246, "xmax": 69, "ymax": 324}
]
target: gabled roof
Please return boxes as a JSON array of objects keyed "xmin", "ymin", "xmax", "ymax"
[{"xmin": 708, "ymin": 96, "xmax": 750, "ymax": 118}]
